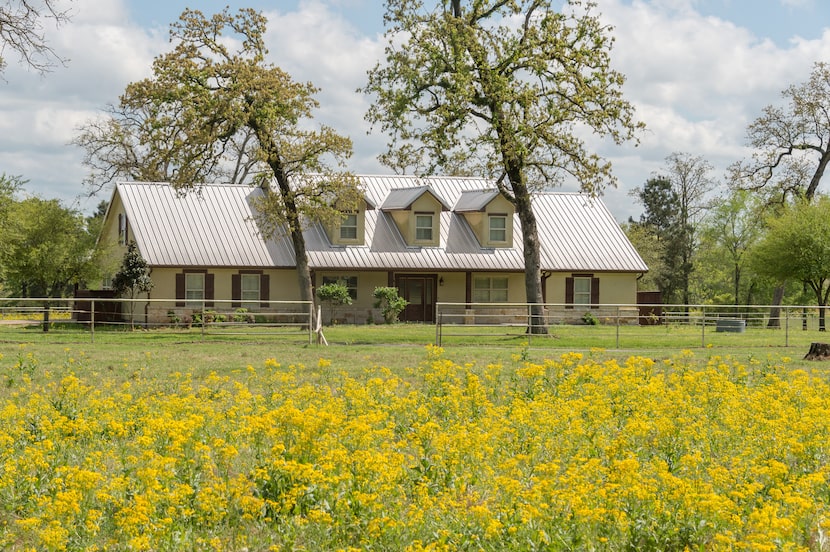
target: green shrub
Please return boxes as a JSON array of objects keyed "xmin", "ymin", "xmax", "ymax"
[{"xmin": 373, "ymin": 287, "xmax": 407, "ymax": 324}]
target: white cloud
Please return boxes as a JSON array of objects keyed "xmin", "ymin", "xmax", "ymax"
[
  {"xmin": 262, "ymin": 2, "xmax": 387, "ymax": 172},
  {"xmin": 584, "ymin": 0, "xmax": 830, "ymax": 218},
  {"xmin": 2, "ymin": 0, "xmax": 830, "ymax": 222}
]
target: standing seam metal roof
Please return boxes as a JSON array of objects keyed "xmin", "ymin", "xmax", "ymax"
[{"xmin": 114, "ymin": 176, "xmax": 648, "ymax": 273}]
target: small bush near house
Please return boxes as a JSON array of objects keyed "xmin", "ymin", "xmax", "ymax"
[
  {"xmin": 317, "ymin": 282, "xmax": 353, "ymax": 325},
  {"xmin": 373, "ymin": 286, "xmax": 407, "ymax": 324}
]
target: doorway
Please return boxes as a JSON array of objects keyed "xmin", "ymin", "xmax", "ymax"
[{"xmin": 395, "ymin": 274, "xmax": 437, "ymax": 323}]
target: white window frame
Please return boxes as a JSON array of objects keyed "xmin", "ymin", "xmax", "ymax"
[
  {"xmin": 185, "ymin": 272, "xmax": 205, "ymax": 307},
  {"xmin": 322, "ymin": 275, "xmax": 358, "ymax": 300},
  {"xmin": 573, "ymin": 276, "xmax": 592, "ymax": 306},
  {"xmin": 340, "ymin": 213, "xmax": 358, "ymax": 240},
  {"xmin": 473, "ymin": 276, "xmax": 509, "ymax": 303},
  {"xmin": 118, "ymin": 213, "xmax": 128, "ymax": 245},
  {"xmin": 489, "ymin": 214, "xmax": 507, "ymax": 243},
  {"xmin": 415, "ymin": 213, "xmax": 433, "ymax": 241},
  {"xmin": 241, "ymin": 273, "xmax": 261, "ymax": 310}
]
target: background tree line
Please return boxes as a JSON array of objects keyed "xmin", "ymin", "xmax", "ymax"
[
  {"xmin": 624, "ymin": 61, "xmax": 830, "ymax": 323},
  {"xmin": 0, "ymin": 174, "xmax": 106, "ymax": 298}
]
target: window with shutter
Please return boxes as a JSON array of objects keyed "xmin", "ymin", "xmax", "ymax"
[{"xmin": 566, "ymin": 274, "xmax": 599, "ymax": 309}]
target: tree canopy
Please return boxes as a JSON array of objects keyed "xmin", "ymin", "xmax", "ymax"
[
  {"xmin": 752, "ymin": 197, "xmax": 830, "ymax": 330},
  {"xmin": 0, "ymin": 194, "xmax": 101, "ymax": 298},
  {"xmin": 364, "ymin": 0, "xmax": 643, "ymax": 332},
  {"xmin": 75, "ymin": 8, "xmax": 362, "ymax": 311},
  {"xmin": 631, "ymin": 153, "xmax": 715, "ymax": 304}
]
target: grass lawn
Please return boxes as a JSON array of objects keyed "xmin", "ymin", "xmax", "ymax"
[{"xmin": 2, "ymin": 324, "xmax": 830, "ymax": 550}]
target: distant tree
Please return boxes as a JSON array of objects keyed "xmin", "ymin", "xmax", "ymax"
[
  {"xmin": 363, "ymin": 0, "xmax": 643, "ymax": 333},
  {"xmin": 111, "ymin": 241, "xmax": 153, "ymax": 329},
  {"xmin": 621, "ymin": 221, "xmax": 663, "ymax": 293},
  {"xmin": 631, "ymin": 177, "xmax": 684, "ymax": 303},
  {"xmin": 0, "ymin": 0, "xmax": 72, "ymax": 76},
  {"xmin": 0, "ymin": 196, "xmax": 100, "ymax": 298},
  {"xmin": 731, "ymin": 62, "xmax": 830, "ymax": 326},
  {"xmin": 74, "ymin": 8, "xmax": 362, "ymax": 322},
  {"xmin": 632, "ymin": 153, "xmax": 715, "ymax": 305},
  {"xmin": 695, "ymin": 189, "xmax": 765, "ymax": 306},
  {"xmin": 752, "ymin": 197, "xmax": 830, "ymax": 331}
]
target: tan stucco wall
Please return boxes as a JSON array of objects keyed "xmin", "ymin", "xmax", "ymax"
[{"xmin": 97, "ymin": 193, "xmax": 130, "ymax": 286}]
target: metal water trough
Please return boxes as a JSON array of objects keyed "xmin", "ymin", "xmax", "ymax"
[{"xmin": 715, "ymin": 318, "xmax": 746, "ymax": 333}]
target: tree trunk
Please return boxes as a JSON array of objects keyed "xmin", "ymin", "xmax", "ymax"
[
  {"xmin": 266, "ymin": 154, "xmax": 316, "ymax": 328},
  {"xmin": 767, "ymin": 282, "xmax": 785, "ymax": 328},
  {"xmin": 510, "ymin": 172, "xmax": 547, "ymax": 335}
]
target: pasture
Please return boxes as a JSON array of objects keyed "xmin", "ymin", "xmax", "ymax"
[{"xmin": 1, "ymin": 325, "xmax": 830, "ymax": 550}]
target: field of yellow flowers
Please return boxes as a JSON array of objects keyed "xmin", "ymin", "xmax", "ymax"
[{"xmin": 1, "ymin": 344, "xmax": 830, "ymax": 550}]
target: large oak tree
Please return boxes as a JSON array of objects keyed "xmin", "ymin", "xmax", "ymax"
[
  {"xmin": 75, "ymin": 8, "xmax": 362, "ymax": 315},
  {"xmin": 363, "ymin": 0, "xmax": 643, "ymax": 333}
]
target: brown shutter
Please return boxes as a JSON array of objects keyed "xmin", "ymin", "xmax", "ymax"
[
  {"xmin": 205, "ymin": 273, "xmax": 215, "ymax": 308},
  {"xmin": 231, "ymin": 274, "xmax": 241, "ymax": 308},
  {"xmin": 565, "ymin": 277, "xmax": 574, "ymax": 309},
  {"xmin": 260, "ymin": 274, "xmax": 270, "ymax": 308},
  {"xmin": 591, "ymin": 277, "xmax": 600, "ymax": 309},
  {"xmin": 176, "ymin": 273, "xmax": 185, "ymax": 307}
]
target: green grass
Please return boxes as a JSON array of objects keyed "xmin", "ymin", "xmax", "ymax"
[{"xmin": 2, "ymin": 321, "xmax": 827, "ymax": 380}]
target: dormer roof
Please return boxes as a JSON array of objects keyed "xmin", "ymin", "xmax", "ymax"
[
  {"xmin": 381, "ymin": 185, "xmax": 451, "ymax": 211},
  {"xmin": 453, "ymin": 189, "xmax": 502, "ymax": 212}
]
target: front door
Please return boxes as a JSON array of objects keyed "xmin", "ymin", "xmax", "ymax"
[{"xmin": 395, "ymin": 274, "xmax": 437, "ymax": 323}]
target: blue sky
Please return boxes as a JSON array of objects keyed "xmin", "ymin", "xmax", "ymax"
[
  {"xmin": 126, "ymin": 1, "xmax": 830, "ymax": 46},
  {"xmin": 1, "ymin": 0, "xmax": 829, "ymax": 221}
]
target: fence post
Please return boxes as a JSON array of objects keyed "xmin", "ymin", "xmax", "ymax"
[
  {"xmin": 616, "ymin": 306, "xmax": 620, "ymax": 349},
  {"xmin": 91, "ymin": 299, "xmax": 95, "ymax": 344},
  {"xmin": 527, "ymin": 304, "xmax": 532, "ymax": 345},
  {"xmin": 701, "ymin": 306, "xmax": 706, "ymax": 347},
  {"xmin": 785, "ymin": 306, "xmax": 789, "ymax": 347},
  {"xmin": 308, "ymin": 302, "xmax": 313, "ymax": 345}
]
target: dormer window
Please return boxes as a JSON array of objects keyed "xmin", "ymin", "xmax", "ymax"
[
  {"xmin": 340, "ymin": 213, "xmax": 358, "ymax": 240},
  {"xmin": 415, "ymin": 213, "xmax": 434, "ymax": 241},
  {"xmin": 489, "ymin": 214, "xmax": 507, "ymax": 243},
  {"xmin": 324, "ymin": 198, "xmax": 373, "ymax": 246},
  {"xmin": 381, "ymin": 185, "xmax": 449, "ymax": 247},
  {"xmin": 454, "ymin": 189, "xmax": 515, "ymax": 248}
]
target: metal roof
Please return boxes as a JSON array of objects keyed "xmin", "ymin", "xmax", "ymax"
[
  {"xmin": 114, "ymin": 176, "xmax": 648, "ymax": 273},
  {"xmin": 453, "ymin": 189, "xmax": 501, "ymax": 212},
  {"xmin": 380, "ymin": 185, "xmax": 451, "ymax": 211}
]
